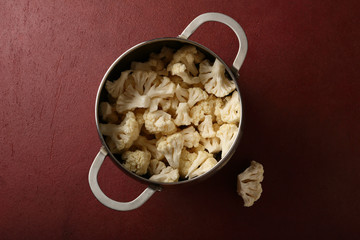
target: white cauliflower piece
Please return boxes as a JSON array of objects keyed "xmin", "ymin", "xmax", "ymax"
[
  {"xmin": 170, "ymin": 63, "xmax": 200, "ymax": 85},
  {"xmin": 149, "ymin": 166, "xmax": 180, "ymax": 183},
  {"xmin": 148, "ymin": 159, "xmax": 166, "ymax": 175},
  {"xmin": 105, "ymin": 70, "xmax": 132, "ymax": 98},
  {"xmin": 167, "ymin": 45, "xmax": 202, "ymax": 76},
  {"xmin": 116, "ymin": 84, "xmax": 151, "ymax": 113},
  {"xmin": 149, "ymin": 97, "xmax": 163, "ymax": 112},
  {"xmin": 179, "ymin": 149, "xmax": 198, "ymax": 178},
  {"xmin": 199, "ymin": 59, "xmax": 236, "ymax": 97},
  {"xmin": 179, "ymin": 126, "xmax": 201, "ymax": 148},
  {"xmin": 143, "ymin": 110, "xmax": 177, "ymax": 135},
  {"xmin": 188, "ymin": 157, "xmax": 217, "ymax": 179},
  {"xmin": 122, "ymin": 150, "xmax": 151, "ymax": 175},
  {"xmin": 133, "ymin": 135, "xmax": 164, "ymax": 160},
  {"xmin": 131, "ymin": 70, "xmax": 157, "ymax": 95},
  {"xmin": 156, "ymin": 133, "xmax": 184, "ymax": 169},
  {"xmin": 149, "ymin": 46, "xmax": 174, "ymax": 65},
  {"xmin": 185, "ymin": 150, "xmax": 213, "ymax": 178},
  {"xmin": 200, "ymin": 137, "xmax": 221, "ymax": 154},
  {"xmin": 208, "ymin": 95, "xmax": 224, "ymax": 124},
  {"xmin": 174, "ymin": 102, "xmax": 192, "ymax": 126},
  {"xmin": 237, "ymin": 161, "xmax": 264, "ymax": 207},
  {"xmin": 216, "ymin": 123, "xmax": 239, "ymax": 159},
  {"xmin": 221, "ymin": 91, "xmax": 241, "ymax": 124},
  {"xmin": 190, "ymin": 100, "xmax": 212, "ymax": 126},
  {"xmin": 146, "ymin": 76, "xmax": 176, "ymax": 99},
  {"xmin": 99, "ymin": 102, "xmax": 118, "ymax": 123},
  {"xmin": 99, "ymin": 112, "xmax": 140, "ymax": 152},
  {"xmin": 198, "ymin": 115, "xmax": 216, "ymax": 138},
  {"xmin": 187, "ymin": 87, "xmax": 208, "ymax": 108},
  {"xmin": 175, "ymin": 84, "xmax": 189, "ymax": 102}
]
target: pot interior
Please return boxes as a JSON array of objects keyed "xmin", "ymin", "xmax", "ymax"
[{"xmin": 96, "ymin": 37, "xmax": 242, "ymax": 186}]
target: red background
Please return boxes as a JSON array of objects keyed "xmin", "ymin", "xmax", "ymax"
[{"xmin": 1, "ymin": 0, "xmax": 359, "ymax": 239}]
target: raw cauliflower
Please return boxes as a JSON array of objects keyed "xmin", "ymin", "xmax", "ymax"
[
  {"xmin": 170, "ymin": 63, "xmax": 200, "ymax": 85},
  {"xmin": 187, "ymin": 87, "xmax": 208, "ymax": 108},
  {"xmin": 190, "ymin": 100, "xmax": 212, "ymax": 126},
  {"xmin": 143, "ymin": 110, "xmax": 177, "ymax": 135},
  {"xmin": 149, "ymin": 166, "xmax": 180, "ymax": 183},
  {"xmin": 179, "ymin": 149, "xmax": 198, "ymax": 178},
  {"xmin": 133, "ymin": 135, "xmax": 164, "ymax": 160},
  {"xmin": 199, "ymin": 59, "xmax": 236, "ymax": 97},
  {"xmin": 122, "ymin": 150, "xmax": 151, "ymax": 175},
  {"xmin": 174, "ymin": 102, "xmax": 192, "ymax": 126},
  {"xmin": 185, "ymin": 150, "xmax": 213, "ymax": 178},
  {"xmin": 198, "ymin": 115, "xmax": 216, "ymax": 138},
  {"xmin": 237, "ymin": 161, "xmax": 264, "ymax": 207},
  {"xmin": 99, "ymin": 111, "xmax": 140, "ymax": 152},
  {"xmin": 216, "ymin": 123, "xmax": 239, "ymax": 159},
  {"xmin": 105, "ymin": 70, "xmax": 132, "ymax": 99},
  {"xmin": 156, "ymin": 132, "xmax": 184, "ymax": 169},
  {"xmin": 179, "ymin": 126, "xmax": 201, "ymax": 148},
  {"xmin": 220, "ymin": 90, "xmax": 241, "ymax": 124},
  {"xmin": 200, "ymin": 137, "xmax": 221, "ymax": 154},
  {"xmin": 148, "ymin": 159, "xmax": 166, "ymax": 175},
  {"xmin": 188, "ymin": 157, "xmax": 217, "ymax": 179},
  {"xmin": 99, "ymin": 102, "xmax": 118, "ymax": 123},
  {"xmin": 167, "ymin": 45, "xmax": 204, "ymax": 77}
]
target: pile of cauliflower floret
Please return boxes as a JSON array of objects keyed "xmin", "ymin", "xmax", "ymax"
[{"xmin": 99, "ymin": 45, "xmax": 241, "ymax": 183}]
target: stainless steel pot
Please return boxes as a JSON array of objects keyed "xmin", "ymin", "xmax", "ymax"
[{"xmin": 88, "ymin": 12, "xmax": 248, "ymax": 211}]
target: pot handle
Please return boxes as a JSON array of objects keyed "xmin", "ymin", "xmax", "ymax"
[
  {"xmin": 88, "ymin": 146, "xmax": 160, "ymax": 211},
  {"xmin": 179, "ymin": 12, "xmax": 248, "ymax": 74}
]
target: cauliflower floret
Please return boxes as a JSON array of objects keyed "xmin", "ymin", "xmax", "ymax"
[
  {"xmin": 99, "ymin": 102, "xmax": 118, "ymax": 123},
  {"xmin": 149, "ymin": 166, "xmax": 180, "ymax": 183},
  {"xmin": 122, "ymin": 150, "xmax": 151, "ymax": 175},
  {"xmin": 237, "ymin": 161, "xmax": 264, "ymax": 207},
  {"xmin": 174, "ymin": 102, "xmax": 192, "ymax": 126},
  {"xmin": 131, "ymin": 70, "xmax": 157, "ymax": 95},
  {"xmin": 149, "ymin": 46, "xmax": 174, "ymax": 66},
  {"xmin": 147, "ymin": 76, "xmax": 176, "ymax": 98},
  {"xmin": 188, "ymin": 157, "xmax": 217, "ymax": 179},
  {"xmin": 199, "ymin": 59, "xmax": 236, "ymax": 97},
  {"xmin": 149, "ymin": 97, "xmax": 163, "ymax": 112},
  {"xmin": 179, "ymin": 126, "xmax": 201, "ymax": 148},
  {"xmin": 170, "ymin": 63, "xmax": 200, "ymax": 85},
  {"xmin": 148, "ymin": 159, "xmax": 166, "ymax": 175},
  {"xmin": 198, "ymin": 115, "xmax": 216, "ymax": 138},
  {"xmin": 143, "ymin": 110, "xmax": 177, "ymax": 135},
  {"xmin": 167, "ymin": 45, "xmax": 203, "ymax": 76},
  {"xmin": 190, "ymin": 100, "xmax": 212, "ymax": 126},
  {"xmin": 105, "ymin": 70, "xmax": 132, "ymax": 99},
  {"xmin": 99, "ymin": 112, "xmax": 140, "ymax": 152},
  {"xmin": 159, "ymin": 97, "xmax": 179, "ymax": 117},
  {"xmin": 187, "ymin": 87, "xmax": 208, "ymax": 108},
  {"xmin": 188, "ymin": 144, "xmax": 206, "ymax": 153},
  {"xmin": 221, "ymin": 91, "xmax": 241, "ymax": 124},
  {"xmin": 116, "ymin": 84, "xmax": 151, "ymax": 113},
  {"xmin": 175, "ymin": 84, "xmax": 189, "ymax": 102},
  {"xmin": 208, "ymin": 95, "xmax": 224, "ymax": 124},
  {"xmin": 200, "ymin": 137, "xmax": 221, "ymax": 154},
  {"xmin": 185, "ymin": 150, "xmax": 213, "ymax": 178},
  {"xmin": 156, "ymin": 133, "xmax": 184, "ymax": 168},
  {"xmin": 179, "ymin": 149, "xmax": 197, "ymax": 178},
  {"xmin": 216, "ymin": 123, "xmax": 239, "ymax": 159},
  {"xmin": 133, "ymin": 108, "xmax": 145, "ymax": 128},
  {"xmin": 133, "ymin": 135, "xmax": 164, "ymax": 160}
]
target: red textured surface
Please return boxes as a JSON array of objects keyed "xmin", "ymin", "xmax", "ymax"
[{"xmin": 1, "ymin": 0, "xmax": 360, "ymax": 239}]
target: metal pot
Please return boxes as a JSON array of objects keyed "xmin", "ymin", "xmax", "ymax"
[{"xmin": 88, "ymin": 12, "xmax": 248, "ymax": 211}]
